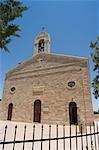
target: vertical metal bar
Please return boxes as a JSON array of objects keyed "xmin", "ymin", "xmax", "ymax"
[
  {"xmin": 70, "ymin": 124, "xmax": 71, "ymax": 150},
  {"xmin": 76, "ymin": 124, "xmax": 78, "ymax": 150},
  {"xmin": 49, "ymin": 125, "xmax": 51, "ymax": 150},
  {"xmin": 32, "ymin": 125, "xmax": 35, "ymax": 150},
  {"xmin": 93, "ymin": 122, "xmax": 97, "ymax": 150},
  {"xmin": 13, "ymin": 125, "xmax": 17, "ymax": 150},
  {"xmin": 80, "ymin": 124, "xmax": 83, "ymax": 150},
  {"xmin": 2, "ymin": 125, "xmax": 7, "ymax": 150},
  {"xmin": 63, "ymin": 124, "xmax": 65, "ymax": 150},
  {"xmin": 90, "ymin": 124, "xmax": 93, "ymax": 150},
  {"xmin": 85, "ymin": 125, "xmax": 88, "ymax": 150},
  {"xmin": 56, "ymin": 124, "xmax": 58, "ymax": 150},
  {"xmin": 23, "ymin": 125, "xmax": 26, "ymax": 150},
  {"xmin": 41, "ymin": 125, "xmax": 43, "ymax": 150},
  {"xmin": 96, "ymin": 123, "xmax": 99, "ymax": 148}
]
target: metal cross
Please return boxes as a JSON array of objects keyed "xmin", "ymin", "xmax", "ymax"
[{"xmin": 42, "ymin": 27, "xmax": 45, "ymax": 31}]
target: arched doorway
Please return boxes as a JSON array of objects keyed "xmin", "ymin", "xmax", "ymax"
[
  {"xmin": 34, "ymin": 100, "xmax": 41, "ymax": 123},
  {"xmin": 7, "ymin": 103, "xmax": 13, "ymax": 120},
  {"xmin": 69, "ymin": 102, "xmax": 78, "ymax": 125}
]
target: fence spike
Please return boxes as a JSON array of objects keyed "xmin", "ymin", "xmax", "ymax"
[
  {"xmin": 81, "ymin": 124, "xmax": 84, "ymax": 150},
  {"xmin": 56, "ymin": 124, "xmax": 58, "ymax": 150},
  {"xmin": 2, "ymin": 125, "xmax": 7, "ymax": 150},
  {"xmin": 93, "ymin": 122, "xmax": 97, "ymax": 150},
  {"xmin": 90, "ymin": 124, "xmax": 94, "ymax": 150},
  {"xmin": 96, "ymin": 123, "xmax": 99, "ymax": 148},
  {"xmin": 41, "ymin": 125, "xmax": 43, "ymax": 150},
  {"xmin": 32, "ymin": 124, "xmax": 35, "ymax": 150},
  {"xmin": 13, "ymin": 124, "xmax": 17, "ymax": 150},
  {"xmin": 49, "ymin": 125, "xmax": 51, "ymax": 150},
  {"xmin": 63, "ymin": 124, "xmax": 65, "ymax": 150},
  {"xmin": 23, "ymin": 124, "xmax": 27, "ymax": 150},
  {"xmin": 76, "ymin": 124, "xmax": 78, "ymax": 150},
  {"xmin": 85, "ymin": 125, "xmax": 88, "ymax": 150}
]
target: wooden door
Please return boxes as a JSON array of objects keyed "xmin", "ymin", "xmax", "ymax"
[
  {"xmin": 69, "ymin": 102, "xmax": 77, "ymax": 125},
  {"xmin": 34, "ymin": 100, "xmax": 41, "ymax": 123},
  {"xmin": 7, "ymin": 103, "xmax": 13, "ymax": 120}
]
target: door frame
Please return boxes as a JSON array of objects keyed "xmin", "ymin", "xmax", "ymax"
[
  {"xmin": 34, "ymin": 99, "xmax": 41, "ymax": 123},
  {"xmin": 69, "ymin": 102, "xmax": 78, "ymax": 125}
]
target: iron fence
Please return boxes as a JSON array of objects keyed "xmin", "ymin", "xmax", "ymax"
[{"xmin": 0, "ymin": 123, "xmax": 99, "ymax": 150}]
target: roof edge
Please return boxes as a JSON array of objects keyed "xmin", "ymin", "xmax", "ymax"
[{"xmin": 5, "ymin": 53, "xmax": 88, "ymax": 78}]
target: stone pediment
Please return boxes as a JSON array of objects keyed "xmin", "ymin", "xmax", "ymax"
[{"xmin": 6, "ymin": 53, "xmax": 88, "ymax": 79}]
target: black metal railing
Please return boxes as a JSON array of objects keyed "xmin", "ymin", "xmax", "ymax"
[{"xmin": 0, "ymin": 123, "xmax": 99, "ymax": 150}]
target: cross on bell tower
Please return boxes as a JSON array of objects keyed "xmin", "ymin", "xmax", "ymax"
[
  {"xmin": 42, "ymin": 27, "xmax": 45, "ymax": 31},
  {"xmin": 33, "ymin": 30, "xmax": 50, "ymax": 55}
]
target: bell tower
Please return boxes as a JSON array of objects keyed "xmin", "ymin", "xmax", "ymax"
[{"xmin": 33, "ymin": 31, "xmax": 50, "ymax": 55}]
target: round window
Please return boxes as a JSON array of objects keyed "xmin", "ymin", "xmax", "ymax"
[
  {"xmin": 67, "ymin": 81, "xmax": 76, "ymax": 88},
  {"xmin": 10, "ymin": 87, "xmax": 16, "ymax": 93}
]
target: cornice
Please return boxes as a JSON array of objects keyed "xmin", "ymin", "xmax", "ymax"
[
  {"xmin": 8, "ymin": 67, "xmax": 81, "ymax": 81},
  {"xmin": 6, "ymin": 53, "xmax": 88, "ymax": 79}
]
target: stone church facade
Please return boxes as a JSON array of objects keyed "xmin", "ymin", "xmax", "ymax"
[{"xmin": 0, "ymin": 32, "xmax": 94, "ymax": 125}]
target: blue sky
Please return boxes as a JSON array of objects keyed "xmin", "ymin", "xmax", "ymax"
[{"xmin": 0, "ymin": 0, "xmax": 99, "ymax": 110}]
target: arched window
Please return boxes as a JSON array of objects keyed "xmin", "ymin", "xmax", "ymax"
[
  {"xmin": 38, "ymin": 39, "xmax": 44, "ymax": 53},
  {"xmin": 7, "ymin": 103, "xmax": 13, "ymax": 120},
  {"xmin": 34, "ymin": 100, "xmax": 41, "ymax": 123},
  {"xmin": 69, "ymin": 102, "xmax": 78, "ymax": 125}
]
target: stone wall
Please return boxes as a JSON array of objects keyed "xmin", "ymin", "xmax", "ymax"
[{"xmin": 0, "ymin": 54, "xmax": 94, "ymax": 125}]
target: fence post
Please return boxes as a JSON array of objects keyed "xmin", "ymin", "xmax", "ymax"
[
  {"xmin": 96, "ymin": 123, "xmax": 99, "ymax": 148},
  {"xmin": 79, "ymin": 121, "xmax": 85, "ymax": 133},
  {"xmin": 41, "ymin": 125, "xmax": 43, "ymax": 150},
  {"xmin": 49, "ymin": 125, "xmax": 51, "ymax": 150},
  {"xmin": 2, "ymin": 125, "xmax": 7, "ymax": 150},
  {"xmin": 90, "ymin": 124, "xmax": 94, "ymax": 150},
  {"xmin": 85, "ymin": 125, "xmax": 88, "ymax": 150},
  {"xmin": 56, "ymin": 124, "xmax": 58, "ymax": 150},
  {"xmin": 63, "ymin": 124, "xmax": 65, "ymax": 150},
  {"xmin": 76, "ymin": 124, "xmax": 78, "ymax": 150},
  {"xmin": 32, "ymin": 125, "xmax": 35, "ymax": 150},
  {"xmin": 93, "ymin": 122, "xmax": 97, "ymax": 150},
  {"xmin": 13, "ymin": 125, "xmax": 17, "ymax": 150},
  {"xmin": 23, "ymin": 125, "xmax": 26, "ymax": 150},
  {"xmin": 70, "ymin": 124, "xmax": 71, "ymax": 150},
  {"xmin": 81, "ymin": 124, "xmax": 83, "ymax": 150}
]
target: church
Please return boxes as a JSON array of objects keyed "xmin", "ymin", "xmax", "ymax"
[{"xmin": 0, "ymin": 31, "xmax": 94, "ymax": 125}]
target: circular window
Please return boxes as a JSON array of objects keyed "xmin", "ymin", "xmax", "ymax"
[
  {"xmin": 10, "ymin": 87, "xmax": 16, "ymax": 93},
  {"xmin": 67, "ymin": 81, "xmax": 76, "ymax": 88}
]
